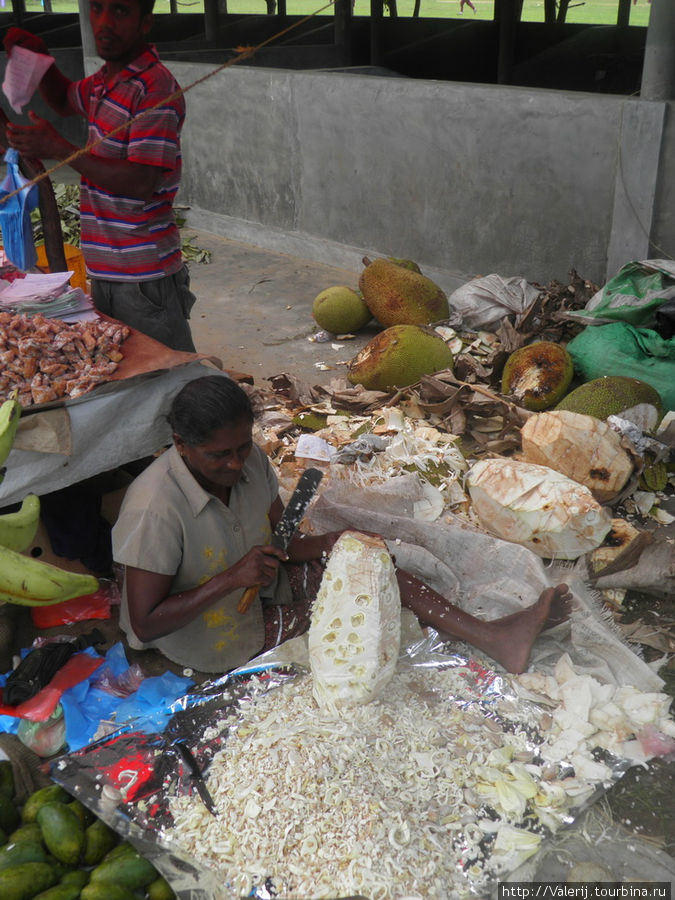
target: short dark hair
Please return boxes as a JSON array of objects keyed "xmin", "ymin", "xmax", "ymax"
[{"xmin": 168, "ymin": 376, "xmax": 254, "ymax": 446}]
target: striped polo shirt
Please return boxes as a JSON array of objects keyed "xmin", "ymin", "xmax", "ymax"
[{"xmin": 69, "ymin": 46, "xmax": 185, "ymax": 282}]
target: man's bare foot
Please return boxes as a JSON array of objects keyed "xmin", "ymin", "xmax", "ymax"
[
  {"xmin": 471, "ymin": 584, "xmax": 571, "ymax": 675},
  {"xmin": 542, "ymin": 582, "xmax": 574, "ymax": 630}
]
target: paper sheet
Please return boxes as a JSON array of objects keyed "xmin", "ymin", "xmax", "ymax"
[
  {"xmin": 2, "ymin": 46, "xmax": 55, "ymax": 114},
  {"xmin": 0, "ymin": 271, "xmax": 74, "ymax": 303}
]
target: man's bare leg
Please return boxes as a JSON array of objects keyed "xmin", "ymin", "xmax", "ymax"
[{"xmin": 396, "ymin": 570, "xmax": 572, "ymax": 675}]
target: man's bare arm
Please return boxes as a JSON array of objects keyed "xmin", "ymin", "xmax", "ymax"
[{"xmin": 6, "ymin": 113, "xmax": 162, "ymax": 201}]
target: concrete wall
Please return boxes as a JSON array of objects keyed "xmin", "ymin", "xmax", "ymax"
[
  {"xmin": 165, "ymin": 62, "xmax": 674, "ymax": 291},
  {"xmin": 18, "ymin": 48, "xmax": 675, "ymax": 292}
]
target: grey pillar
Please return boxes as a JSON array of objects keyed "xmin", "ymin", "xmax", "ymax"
[
  {"xmin": 641, "ymin": 0, "xmax": 675, "ymax": 101},
  {"xmin": 497, "ymin": 0, "xmax": 519, "ymax": 85},
  {"xmin": 369, "ymin": 0, "xmax": 384, "ymax": 66},
  {"xmin": 606, "ymin": 100, "xmax": 665, "ymax": 278},
  {"xmin": 78, "ymin": 0, "xmax": 97, "ymax": 60},
  {"xmin": 335, "ymin": 0, "xmax": 353, "ymax": 62},
  {"xmin": 204, "ymin": 0, "xmax": 220, "ymax": 41}
]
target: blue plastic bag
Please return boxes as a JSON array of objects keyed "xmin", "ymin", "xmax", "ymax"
[
  {"xmin": 0, "ymin": 642, "xmax": 193, "ymax": 753},
  {"xmin": 0, "ymin": 148, "xmax": 38, "ymax": 270}
]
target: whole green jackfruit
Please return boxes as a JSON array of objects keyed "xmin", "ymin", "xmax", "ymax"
[
  {"xmin": 640, "ymin": 461, "xmax": 668, "ymax": 491},
  {"xmin": 359, "ymin": 258, "xmax": 449, "ymax": 327},
  {"xmin": 347, "ymin": 324, "xmax": 453, "ymax": 391},
  {"xmin": 555, "ymin": 375, "xmax": 663, "ymax": 431},
  {"xmin": 501, "ymin": 341, "xmax": 573, "ymax": 411},
  {"xmin": 387, "ymin": 257, "xmax": 422, "ymax": 273},
  {"xmin": 312, "ymin": 286, "xmax": 372, "ymax": 334}
]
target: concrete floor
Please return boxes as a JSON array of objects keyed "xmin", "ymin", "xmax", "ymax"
[{"xmin": 179, "ymin": 228, "xmax": 382, "ymax": 387}]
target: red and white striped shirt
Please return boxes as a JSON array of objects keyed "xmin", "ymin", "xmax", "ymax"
[{"xmin": 69, "ymin": 45, "xmax": 185, "ymax": 282}]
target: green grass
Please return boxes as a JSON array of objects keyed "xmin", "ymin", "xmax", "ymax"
[{"xmin": 23, "ymin": 0, "xmax": 652, "ymax": 25}]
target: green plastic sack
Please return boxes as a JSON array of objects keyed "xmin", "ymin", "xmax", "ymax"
[
  {"xmin": 566, "ymin": 322, "xmax": 675, "ymax": 411},
  {"xmin": 571, "ymin": 260, "xmax": 675, "ymax": 327}
]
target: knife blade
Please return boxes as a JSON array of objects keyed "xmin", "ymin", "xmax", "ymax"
[
  {"xmin": 173, "ymin": 740, "xmax": 217, "ymax": 816},
  {"xmin": 237, "ymin": 466, "xmax": 324, "ymax": 614}
]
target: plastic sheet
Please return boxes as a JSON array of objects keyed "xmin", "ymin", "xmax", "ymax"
[
  {"xmin": 0, "ymin": 642, "xmax": 193, "ymax": 754},
  {"xmin": 47, "ymin": 633, "xmax": 665, "ymax": 900},
  {"xmin": 568, "ymin": 259, "xmax": 675, "ymax": 327}
]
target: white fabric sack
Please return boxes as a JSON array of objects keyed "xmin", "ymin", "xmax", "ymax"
[{"xmin": 448, "ymin": 274, "xmax": 540, "ymax": 330}]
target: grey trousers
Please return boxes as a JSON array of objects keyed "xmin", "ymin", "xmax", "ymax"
[{"xmin": 91, "ymin": 265, "xmax": 197, "ymax": 352}]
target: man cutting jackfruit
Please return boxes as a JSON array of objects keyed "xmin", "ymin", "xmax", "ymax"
[{"xmin": 113, "ymin": 376, "xmax": 571, "ymax": 676}]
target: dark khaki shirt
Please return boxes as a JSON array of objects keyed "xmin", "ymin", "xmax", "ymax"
[{"xmin": 113, "ymin": 444, "xmax": 291, "ymax": 672}]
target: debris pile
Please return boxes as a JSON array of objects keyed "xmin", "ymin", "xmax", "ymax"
[{"xmin": 263, "ymin": 264, "xmax": 675, "ymax": 654}]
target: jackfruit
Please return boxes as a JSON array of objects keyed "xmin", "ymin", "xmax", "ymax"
[
  {"xmin": 312, "ymin": 286, "xmax": 372, "ymax": 334},
  {"xmin": 308, "ymin": 531, "xmax": 401, "ymax": 712},
  {"xmin": 520, "ymin": 409, "xmax": 634, "ymax": 502},
  {"xmin": 466, "ymin": 458, "xmax": 612, "ymax": 559},
  {"xmin": 387, "ymin": 257, "xmax": 422, "ymax": 273},
  {"xmin": 588, "ymin": 518, "xmax": 645, "ymax": 576},
  {"xmin": 555, "ymin": 375, "xmax": 663, "ymax": 431},
  {"xmin": 359, "ymin": 257, "xmax": 449, "ymax": 327},
  {"xmin": 640, "ymin": 460, "xmax": 668, "ymax": 492},
  {"xmin": 347, "ymin": 324, "xmax": 454, "ymax": 392},
  {"xmin": 501, "ymin": 341, "xmax": 573, "ymax": 411}
]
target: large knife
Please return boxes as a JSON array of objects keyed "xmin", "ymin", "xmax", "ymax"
[
  {"xmin": 237, "ymin": 466, "xmax": 324, "ymax": 614},
  {"xmin": 172, "ymin": 740, "xmax": 217, "ymax": 816}
]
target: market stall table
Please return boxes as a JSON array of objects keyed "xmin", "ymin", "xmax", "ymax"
[{"xmin": 0, "ymin": 319, "xmax": 247, "ymax": 508}]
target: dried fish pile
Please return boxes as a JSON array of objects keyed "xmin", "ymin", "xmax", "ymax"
[{"xmin": 0, "ymin": 312, "xmax": 129, "ymax": 406}]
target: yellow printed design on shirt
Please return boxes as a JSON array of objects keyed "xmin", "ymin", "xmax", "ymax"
[
  {"xmin": 203, "ymin": 608, "xmax": 237, "ymax": 628},
  {"xmin": 203, "ymin": 608, "xmax": 240, "ymax": 646},
  {"xmin": 201, "ymin": 546, "xmax": 228, "ymax": 580},
  {"xmin": 249, "ymin": 517, "xmax": 272, "ymax": 549}
]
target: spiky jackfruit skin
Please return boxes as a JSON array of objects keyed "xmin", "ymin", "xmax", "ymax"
[
  {"xmin": 640, "ymin": 461, "xmax": 668, "ymax": 491},
  {"xmin": 387, "ymin": 257, "xmax": 422, "ymax": 273},
  {"xmin": 312, "ymin": 286, "xmax": 372, "ymax": 334},
  {"xmin": 555, "ymin": 375, "xmax": 663, "ymax": 430},
  {"xmin": 359, "ymin": 258, "xmax": 449, "ymax": 327},
  {"xmin": 501, "ymin": 341, "xmax": 573, "ymax": 411},
  {"xmin": 347, "ymin": 324, "xmax": 453, "ymax": 391}
]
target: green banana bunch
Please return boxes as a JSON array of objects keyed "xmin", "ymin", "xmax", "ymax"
[
  {"xmin": 0, "ymin": 494, "xmax": 41, "ymax": 552},
  {"xmin": 0, "ymin": 544, "xmax": 99, "ymax": 606},
  {"xmin": 0, "ymin": 396, "xmax": 22, "ymax": 469}
]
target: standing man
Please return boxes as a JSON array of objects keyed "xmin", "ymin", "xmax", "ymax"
[{"xmin": 3, "ymin": 0, "xmax": 196, "ymax": 351}]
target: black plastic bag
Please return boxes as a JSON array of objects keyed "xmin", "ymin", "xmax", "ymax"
[{"xmin": 3, "ymin": 628, "xmax": 105, "ymax": 707}]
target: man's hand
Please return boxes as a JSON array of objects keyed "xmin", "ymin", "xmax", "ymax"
[
  {"xmin": 6, "ymin": 111, "xmax": 72, "ymax": 161},
  {"xmin": 3, "ymin": 27, "xmax": 49, "ymax": 56}
]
